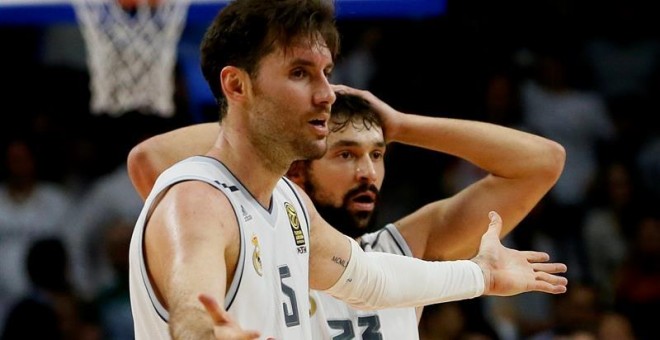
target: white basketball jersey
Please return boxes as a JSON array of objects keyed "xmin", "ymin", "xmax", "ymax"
[
  {"xmin": 129, "ymin": 156, "xmax": 312, "ymax": 339},
  {"xmin": 310, "ymin": 224, "xmax": 420, "ymax": 340}
]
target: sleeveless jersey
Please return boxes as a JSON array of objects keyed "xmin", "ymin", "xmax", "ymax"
[
  {"xmin": 128, "ymin": 156, "xmax": 312, "ymax": 339},
  {"xmin": 310, "ymin": 224, "xmax": 420, "ymax": 340}
]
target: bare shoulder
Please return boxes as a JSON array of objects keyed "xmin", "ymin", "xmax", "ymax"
[{"xmin": 150, "ymin": 180, "xmax": 239, "ymax": 239}]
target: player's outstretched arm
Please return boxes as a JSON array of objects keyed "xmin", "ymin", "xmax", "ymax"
[{"xmin": 308, "ymin": 186, "xmax": 567, "ymax": 310}]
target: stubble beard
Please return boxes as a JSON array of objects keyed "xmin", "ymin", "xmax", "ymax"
[
  {"xmin": 252, "ymin": 126, "xmax": 328, "ymax": 173},
  {"xmin": 250, "ymin": 91, "xmax": 328, "ymax": 172}
]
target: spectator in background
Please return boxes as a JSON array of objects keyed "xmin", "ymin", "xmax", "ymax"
[
  {"xmin": 1, "ymin": 237, "xmax": 95, "ymax": 340},
  {"xmin": 520, "ymin": 50, "xmax": 615, "ymax": 281},
  {"xmin": 88, "ymin": 220, "xmax": 134, "ymax": 340},
  {"xmin": 614, "ymin": 205, "xmax": 660, "ymax": 340},
  {"xmin": 64, "ymin": 113, "xmax": 178, "ymax": 300},
  {"xmin": 545, "ymin": 283, "xmax": 601, "ymax": 339},
  {"xmin": 65, "ymin": 162, "xmax": 142, "ymax": 300},
  {"xmin": 636, "ymin": 135, "xmax": 660, "ymax": 202},
  {"xmin": 442, "ymin": 68, "xmax": 524, "ymax": 196},
  {"xmin": 482, "ymin": 68, "xmax": 523, "ymax": 128},
  {"xmin": 582, "ymin": 0, "xmax": 660, "ymax": 102},
  {"xmin": 582, "ymin": 160, "xmax": 638, "ymax": 307},
  {"xmin": 0, "ymin": 137, "xmax": 73, "ymax": 331},
  {"xmin": 418, "ymin": 301, "xmax": 497, "ymax": 340},
  {"xmin": 330, "ymin": 26, "xmax": 383, "ymax": 90},
  {"xmin": 597, "ymin": 312, "xmax": 636, "ymax": 340}
]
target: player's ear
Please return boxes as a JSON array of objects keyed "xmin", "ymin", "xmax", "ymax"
[
  {"xmin": 286, "ymin": 161, "xmax": 307, "ymax": 187},
  {"xmin": 220, "ymin": 66, "xmax": 247, "ymax": 101}
]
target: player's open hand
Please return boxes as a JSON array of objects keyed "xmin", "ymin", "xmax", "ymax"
[
  {"xmin": 471, "ymin": 211, "xmax": 568, "ymax": 296},
  {"xmin": 198, "ymin": 294, "xmax": 261, "ymax": 339}
]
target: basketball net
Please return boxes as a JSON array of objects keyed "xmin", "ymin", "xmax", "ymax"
[{"xmin": 73, "ymin": 0, "xmax": 190, "ymax": 117}]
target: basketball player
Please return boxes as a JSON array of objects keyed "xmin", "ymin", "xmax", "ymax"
[
  {"xmin": 127, "ymin": 0, "xmax": 569, "ymax": 338},
  {"xmin": 130, "ymin": 88, "xmax": 567, "ymax": 339}
]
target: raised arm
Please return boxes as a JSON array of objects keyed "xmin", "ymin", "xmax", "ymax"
[
  {"xmin": 127, "ymin": 123, "xmax": 220, "ymax": 200},
  {"xmin": 332, "ymin": 85, "xmax": 566, "ymax": 261}
]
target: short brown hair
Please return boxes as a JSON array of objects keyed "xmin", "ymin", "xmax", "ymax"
[{"xmin": 200, "ymin": 0, "xmax": 340, "ymax": 121}]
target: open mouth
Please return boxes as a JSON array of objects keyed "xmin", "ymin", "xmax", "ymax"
[
  {"xmin": 308, "ymin": 118, "xmax": 328, "ymax": 137},
  {"xmin": 352, "ymin": 193, "xmax": 375, "ymax": 203},
  {"xmin": 349, "ymin": 192, "xmax": 376, "ymax": 212},
  {"xmin": 309, "ymin": 118, "xmax": 327, "ymax": 128}
]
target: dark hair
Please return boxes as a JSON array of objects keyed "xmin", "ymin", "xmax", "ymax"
[
  {"xmin": 200, "ymin": 0, "xmax": 340, "ymax": 121},
  {"xmin": 330, "ymin": 93, "xmax": 382, "ymax": 132}
]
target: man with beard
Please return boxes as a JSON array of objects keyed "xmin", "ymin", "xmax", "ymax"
[{"xmin": 127, "ymin": 85, "xmax": 566, "ymax": 338}]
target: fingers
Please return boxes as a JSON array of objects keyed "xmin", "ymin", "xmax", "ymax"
[
  {"xmin": 535, "ymin": 271, "xmax": 569, "ymax": 286},
  {"xmin": 531, "ymin": 262, "xmax": 568, "ymax": 274},
  {"xmin": 198, "ymin": 294, "xmax": 228, "ymax": 325},
  {"xmin": 531, "ymin": 271, "xmax": 568, "ymax": 294},
  {"xmin": 199, "ymin": 294, "xmax": 261, "ymax": 339},
  {"xmin": 485, "ymin": 211, "xmax": 502, "ymax": 237},
  {"xmin": 530, "ymin": 279, "xmax": 568, "ymax": 294},
  {"xmin": 520, "ymin": 251, "xmax": 568, "ymax": 274},
  {"xmin": 331, "ymin": 84, "xmax": 355, "ymax": 94},
  {"xmin": 531, "ymin": 263, "xmax": 568, "ymax": 295},
  {"xmin": 488, "ymin": 210, "xmax": 501, "ymax": 224},
  {"xmin": 520, "ymin": 250, "xmax": 550, "ymax": 263},
  {"xmin": 331, "ymin": 84, "xmax": 373, "ymax": 103}
]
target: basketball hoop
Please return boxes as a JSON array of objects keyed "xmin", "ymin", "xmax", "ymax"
[{"xmin": 73, "ymin": 0, "xmax": 190, "ymax": 117}]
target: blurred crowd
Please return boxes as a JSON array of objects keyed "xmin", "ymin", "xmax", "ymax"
[{"xmin": 1, "ymin": 0, "xmax": 659, "ymax": 339}]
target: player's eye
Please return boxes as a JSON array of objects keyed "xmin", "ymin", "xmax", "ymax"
[
  {"xmin": 339, "ymin": 151, "xmax": 353, "ymax": 160},
  {"xmin": 291, "ymin": 68, "xmax": 307, "ymax": 79}
]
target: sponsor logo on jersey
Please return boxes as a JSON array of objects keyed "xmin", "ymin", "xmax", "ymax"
[
  {"xmin": 284, "ymin": 202, "xmax": 307, "ymax": 254},
  {"xmin": 251, "ymin": 234, "xmax": 263, "ymax": 276},
  {"xmin": 241, "ymin": 205, "xmax": 252, "ymax": 222}
]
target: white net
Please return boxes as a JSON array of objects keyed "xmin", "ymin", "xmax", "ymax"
[{"xmin": 73, "ymin": 0, "xmax": 191, "ymax": 117}]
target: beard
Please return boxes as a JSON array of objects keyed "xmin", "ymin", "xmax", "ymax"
[{"xmin": 306, "ymin": 182, "xmax": 382, "ymax": 239}]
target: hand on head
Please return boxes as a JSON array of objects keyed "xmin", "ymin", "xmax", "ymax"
[
  {"xmin": 472, "ymin": 211, "xmax": 568, "ymax": 296},
  {"xmin": 331, "ymin": 84, "xmax": 400, "ymax": 142}
]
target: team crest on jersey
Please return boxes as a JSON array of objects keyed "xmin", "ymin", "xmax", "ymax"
[
  {"xmin": 251, "ymin": 234, "xmax": 263, "ymax": 276},
  {"xmin": 284, "ymin": 202, "xmax": 307, "ymax": 253}
]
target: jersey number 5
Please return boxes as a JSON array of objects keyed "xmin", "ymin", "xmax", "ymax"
[{"xmin": 279, "ymin": 265, "xmax": 300, "ymax": 327}]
